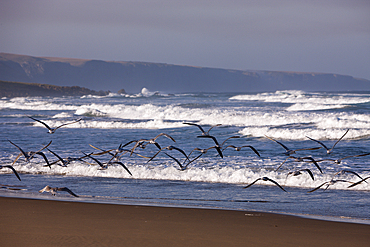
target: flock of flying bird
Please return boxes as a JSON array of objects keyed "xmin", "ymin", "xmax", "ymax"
[{"xmin": 1, "ymin": 116, "xmax": 370, "ymax": 197}]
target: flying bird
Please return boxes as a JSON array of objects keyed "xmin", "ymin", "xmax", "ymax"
[
  {"xmin": 314, "ymin": 152, "xmax": 370, "ymax": 164},
  {"xmin": 276, "ymin": 156, "xmax": 322, "ymax": 173},
  {"xmin": 197, "ymin": 135, "xmax": 224, "ymax": 158},
  {"xmin": 82, "ymin": 152, "xmax": 132, "ymax": 176},
  {"xmin": 8, "ymin": 140, "xmax": 52, "ymax": 168},
  {"xmin": 244, "ymin": 177, "xmax": 287, "ymax": 192},
  {"xmin": 39, "ymin": 185, "xmax": 79, "ymax": 197},
  {"xmin": 265, "ymin": 135, "xmax": 321, "ymax": 156},
  {"xmin": 222, "ymin": 145, "xmax": 260, "ymax": 157},
  {"xmin": 47, "ymin": 148, "xmax": 88, "ymax": 167},
  {"xmin": 28, "ymin": 116, "xmax": 82, "ymax": 134},
  {"xmin": 286, "ymin": 169, "xmax": 315, "ymax": 180},
  {"xmin": 183, "ymin": 122, "xmax": 221, "ymax": 136},
  {"xmin": 331, "ymin": 170, "xmax": 366, "ymax": 182},
  {"xmin": 164, "ymin": 152, "xmax": 203, "ymax": 171},
  {"xmin": 306, "ymin": 129, "xmax": 349, "ymax": 154},
  {"xmin": 0, "ymin": 165, "xmax": 21, "ymax": 181},
  {"xmin": 147, "ymin": 145, "xmax": 189, "ymax": 163},
  {"xmin": 308, "ymin": 179, "xmax": 353, "ymax": 193},
  {"xmin": 347, "ymin": 176, "xmax": 370, "ymax": 188},
  {"xmin": 130, "ymin": 133, "xmax": 176, "ymax": 156}
]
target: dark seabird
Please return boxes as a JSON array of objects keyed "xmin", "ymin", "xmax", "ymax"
[
  {"xmin": 244, "ymin": 177, "xmax": 287, "ymax": 192},
  {"xmin": 8, "ymin": 140, "xmax": 52, "ymax": 168},
  {"xmin": 0, "ymin": 165, "xmax": 21, "ymax": 181},
  {"xmin": 39, "ymin": 185, "xmax": 79, "ymax": 197},
  {"xmin": 222, "ymin": 145, "xmax": 260, "ymax": 157},
  {"xmin": 46, "ymin": 148, "xmax": 88, "ymax": 167},
  {"xmin": 219, "ymin": 136, "xmax": 241, "ymax": 147},
  {"xmin": 314, "ymin": 152, "xmax": 370, "ymax": 164},
  {"xmin": 306, "ymin": 129, "xmax": 349, "ymax": 154},
  {"xmin": 308, "ymin": 179, "xmax": 353, "ymax": 193},
  {"xmin": 286, "ymin": 169, "xmax": 315, "ymax": 180},
  {"xmin": 130, "ymin": 133, "xmax": 176, "ymax": 156},
  {"xmin": 28, "ymin": 116, "xmax": 82, "ymax": 134},
  {"xmin": 147, "ymin": 145, "xmax": 189, "ymax": 163},
  {"xmin": 183, "ymin": 122, "xmax": 221, "ymax": 136},
  {"xmin": 82, "ymin": 152, "xmax": 132, "ymax": 176},
  {"xmin": 89, "ymin": 144, "xmax": 150, "ymax": 161},
  {"xmin": 264, "ymin": 135, "xmax": 321, "ymax": 156},
  {"xmin": 188, "ymin": 146, "xmax": 219, "ymax": 157},
  {"xmin": 331, "ymin": 170, "xmax": 366, "ymax": 182},
  {"xmin": 348, "ymin": 176, "xmax": 370, "ymax": 188},
  {"xmin": 276, "ymin": 156, "xmax": 322, "ymax": 173},
  {"xmin": 164, "ymin": 152, "xmax": 203, "ymax": 171},
  {"xmin": 197, "ymin": 135, "xmax": 224, "ymax": 158}
]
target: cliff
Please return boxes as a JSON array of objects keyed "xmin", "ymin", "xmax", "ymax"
[
  {"xmin": 0, "ymin": 80, "xmax": 109, "ymax": 98},
  {"xmin": 0, "ymin": 52, "xmax": 369, "ymax": 93}
]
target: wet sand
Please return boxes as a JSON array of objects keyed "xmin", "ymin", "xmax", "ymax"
[{"xmin": 0, "ymin": 197, "xmax": 369, "ymax": 247}]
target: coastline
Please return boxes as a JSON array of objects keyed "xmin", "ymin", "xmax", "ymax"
[{"xmin": 1, "ymin": 196, "xmax": 369, "ymax": 247}]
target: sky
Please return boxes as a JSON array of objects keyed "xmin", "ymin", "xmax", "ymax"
[{"xmin": 1, "ymin": 0, "xmax": 370, "ymax": 80}]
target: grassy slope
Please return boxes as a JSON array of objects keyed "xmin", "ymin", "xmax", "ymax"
[{"xmin": 0, "ymin": 80, "xmax": 109, "ymax": 98}]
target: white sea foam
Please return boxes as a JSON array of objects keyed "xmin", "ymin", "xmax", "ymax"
[
  {"xmin": 230, "ymin": 90, "xmax": 370, "ymax": 104},
  {"xmin": 5, "ymin": 158, "xmax": 369, "ymax": 191}
]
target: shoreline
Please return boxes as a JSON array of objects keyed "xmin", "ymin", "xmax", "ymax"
[
  {"xmin": 1, "ymin": 190, "xmax": 370, "ymax": 226},
  {"xmin": 1, "ymin": 196, "xmax": 369, "ymax": 246},
  {"xmin": 2, "ymin": 190, "xmax": 370, "ymax": 226}
]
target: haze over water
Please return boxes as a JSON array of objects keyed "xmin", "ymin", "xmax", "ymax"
[{"xmin": 1, "ymin": 89, "xmax": 369, "ymax": 223}]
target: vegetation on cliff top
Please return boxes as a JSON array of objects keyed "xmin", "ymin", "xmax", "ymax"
[{"xmin": 0, "ymin": 80, "xmax": 109, "ymax": 98}]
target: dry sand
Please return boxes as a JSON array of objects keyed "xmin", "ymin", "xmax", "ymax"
[{"xmin": 0, "ymin": 197, "xmax": 369, "ymax": 247}]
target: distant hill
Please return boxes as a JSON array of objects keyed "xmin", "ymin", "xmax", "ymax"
[
  {"xmin": 0, "ymin": 80, "xmax": 109, "ymax": 98},
  {"xmin": 1, "ymin": 52, "xmax": 369, "ymax": 93}
]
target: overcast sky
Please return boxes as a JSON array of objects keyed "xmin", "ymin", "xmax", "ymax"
[{"xmin": 1, "ymin": 0, "xmax": 370, "ymax": 80}]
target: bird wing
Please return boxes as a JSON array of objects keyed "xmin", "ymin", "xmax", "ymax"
[
  {"xmin": 186, "ymin": 153, "xmax": 203, "ymax": 167},
  {"xmin": 89, "ymin": 144, "xmax": 115, "ymax": 156},
  {"xmin": 111, "ymin": 162, "xmax": 132, "ymax": 176},
  {"xmin": 183, "ymin": 122, "xmax": 205, "ymax": 134},
  {"xmin": 197, "ymin": 136, "xmax": 223, "ymax": 157},
  {"xmin": 47, "ymin": 148, "xmax": 64, "ymax": 163},
  {"xmin": 35, "ymin": 140, "xmax": 53, "ymax": 154},
  {"xmin": 265, "ymin": 177, "xmax": 287, "ymax": 192},
  {"xmin": 82, "ymin": 152, "xmax": 104, "ymax": 167},
  {"xmin": 308, "ymin": 182, "xmax": 328, "ymax": 193},
  {"xmin": 167, "ymin": 146, "xmax": 190, "ymax": 161},
  {"xmin": 306, "ymin": 136, "xmax": 329, "ymax": 151},
  {"xmin": 264, "ymin": 135, "xmax": 290, "ymax": 152},
  {"xmin": 220, "ymin": 136, "xmax": 240, "ymax": 147},
  {"xmin": 28, "ymin": 116, "xmax": 52, "ymax": 130},
  {"xmin": 58, "ymin": 187, "xmax": 79, "ymax": 197},
  {"xmin": 11, "ymin": 153, "xmax": 22, "ymax": 166},
  {"xmin": 330, "ymin": 129, "xmax": 349, "ymax": 152},
  {"xmin": 242, "ymin": 145, "xmax": 261, "ymax": 157},
  {"xmin": 300, "ymin": 169, "xmax": 315, "ymax": 181},
  {"xmin": 348, "ymin": 176, "xmax": 370, "ymax": 188},
  {"xmin": 163, "ymin": 152, "xmax": 184, "ymax": 170},
  {"xmin": 153, "ymin": 133, "xmax": 176, "ymax": 142},
  {"xmin": 206, "ymin": 124, "xmax": 222, "ymax": 135},
  {"xmin": 7, "ymin": 140, "xmax": 28, "ymax": 158},
  {"xmin": 2, "ymin": 165, "xmax": 21, "ymax": 181},
  {"xmin": 303, "ymin": 157, "xmax": 322, "ymax": 174},
  {"xmin": 275, "ymin": 156, "xmax": 292, "ymax": 171},
  {"xmin": 35, "ymin": 152, "xmax": 52, "ymax": 168},
  {"xmin": 340, "ymin": 152, "xmax": 370, "ymax": 161},
  {"xmin": 243, "ymin": 178, "xmax": 262, "ymax": 189},
  {"xmin": 54, "ymin": 118, "xmax": 82, "ymax": 130}
]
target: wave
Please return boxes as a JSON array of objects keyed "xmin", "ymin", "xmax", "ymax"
[
  {"xmin": 3, "ymin": 157, "xmax": 369, "ymax": 191},
  {"xmin": 230, "ymin": 90, "xmax": 370, "ymax": 111}
]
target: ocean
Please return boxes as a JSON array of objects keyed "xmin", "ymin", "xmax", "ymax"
[{"xmin": 1, "ymin": 89, "xmax": 369, "ymax": 224}]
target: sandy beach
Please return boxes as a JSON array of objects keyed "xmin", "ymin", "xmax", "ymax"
[{"xmin": 0, "ymin": 197, "xmax": 369, "ymax": 247}]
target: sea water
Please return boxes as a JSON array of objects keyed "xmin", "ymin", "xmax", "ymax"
[{"xmin": 0, "ymin": 89, "xmax": 369, "ymax": 224}]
